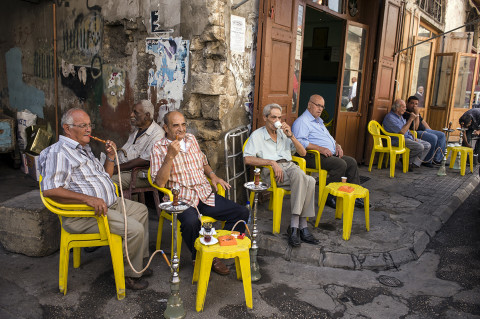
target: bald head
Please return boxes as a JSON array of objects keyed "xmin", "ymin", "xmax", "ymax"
[
  {"xmin": 163, "ymin": 111, "xmax": 187, "ymax": 141},
  {"xmin": 307, "ymin": 95, "xmax": 325, "ymax": 119}
]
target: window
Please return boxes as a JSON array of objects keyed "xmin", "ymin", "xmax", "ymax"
[{"xmin": 417, "ymin": 0, "xmax": 443, "ymax": 23}]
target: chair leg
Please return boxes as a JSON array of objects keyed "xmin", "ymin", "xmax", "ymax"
[
  {"xmin": 335, "ymin": 197, "xmax": 343, "ymax": 219},
  {"xmin": 272, "ymin": 189, "xmax": 285, "ymax": 234},
  {"xmin": 378, "ymin": 152, "xmax": 385, "ymax": 169},
  {"xmin": 315, "ymin": 188, "xmax": 329, "ymax": 227},
  {"xmin": 368, "ymin": 150, "xmax": 376, "ymax": 172},
  {"xmin": 403, "ymin": 151, "xmax": 409, "ymax": 173},
  {"xmin": 109, "ymin": 234, "xmax": 126, "ymax": 300},
  {"xmin": 73, "ymin": 247, "xmax": 81, "ymax": 268},
  {"xmin": 469, "ymin": 150, "xmax": 474, "ymax": 173},
  {"xmin": 58, "ymin": 232, "xmax": 69, "ymax": 294},
  {"xmin": 460, "ymin": 151, "xmax": 467, "ymax": 176},
  {"xmin": 139, "ymin": 192, "xmax": 146, "ymax": 204},
  {"xmin": 317, "ymin": 170, "xmax": 327, "ymax": 208},
  {"xmin": 342, "ymin": 197, "xmax": 354, "ymax": 241},
  {"xmin": 449, "ymin": 150, "xmax": 458, "ymax": 168},
  {"xmin": 389, "ymin": 151, "xmax": 396, "ymax": 178},
  {"xmin": 364, "ymin": 191, "xmax": 370, "ymax": 232}
]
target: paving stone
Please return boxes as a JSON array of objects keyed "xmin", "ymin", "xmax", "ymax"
[
  {"xmin": 413, "ymin": 231, "xmax": 430, "ymax": 257},
  {"xmin": 321, "ymin": 252, "xmax": 355, "ymax": 269},
  {"xmin": 389, "ymin": 247, "xmax": 417, "ymax": 267}
]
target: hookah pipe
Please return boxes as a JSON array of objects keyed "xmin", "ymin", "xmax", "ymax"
[{"xmin": 89, "ymin": 134, "xmax": 172, "ymax": 270}]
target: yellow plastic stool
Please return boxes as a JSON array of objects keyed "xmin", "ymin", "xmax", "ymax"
[
  {"xmin": 315, "ymin": 182, "xmax": 370, "ymax": 240},
  {"xmin": 192, "ymin": 230, "xmax": 252, "ymax": 312},
  {"xmin": 446, "ymin": 146, "xmax": 473, "ymax": 176}
]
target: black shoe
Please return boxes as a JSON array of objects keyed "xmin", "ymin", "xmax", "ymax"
[
  {"xmin": 325, "ymin": 194, "xmax": 336, "ymax": 209},
  {"xmin": 84, "ymin": 246, "xmax": 101, "ymax": 253},
  {"xmin": 299, "ymin": 228, "xmax": 319, "ymax": 245},
  {"xmin": 354, "ymin": 198, "xmax": 371, "ymax": 208},
  {"xmin": 408, "ymin": 163, "xmax": 419, "ymax": 172},
  {"xmin": 421, "ymin": 162, "xmax": 434, "ymax": 168},
  {"xmin": 125, "ymin": 277, "xmax": 149, "ymax": 290},
  {"xmin": 287, "ymin": 226, "xmax": 301, "ymax": 247}
]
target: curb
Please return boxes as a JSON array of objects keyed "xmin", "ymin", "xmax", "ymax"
[{"xmin": 257, "ymin": 173, "xmax": 480, "ymax": 271}]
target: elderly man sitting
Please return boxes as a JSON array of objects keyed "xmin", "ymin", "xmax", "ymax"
[
  {"xmin": 244, "ymin": 103, "xmax": 319, "ymax": 248},
  {"xmin": 383, "ymin": 99, "xmax": 431, "ymax": 171}
]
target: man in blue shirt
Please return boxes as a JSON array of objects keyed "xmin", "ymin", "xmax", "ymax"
[
  {"xmin": 383, "ymin": 99, "xmax": 431, "ymax": 170},
  {"xmin": 292, "ymin": 95, "xmax": 363, "ymax": 209}
]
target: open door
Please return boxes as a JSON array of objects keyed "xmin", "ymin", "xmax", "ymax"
[
  {"xmin": 254, "ymin": 0, "xmax": 300, "ymax": 129},
  {"xmin": 335, "ymin": 21, "xmax": 368, "ymax": 159},
  {"xmin": 365, "ymin": 0, "xmax": 402, "ymax": 161}
]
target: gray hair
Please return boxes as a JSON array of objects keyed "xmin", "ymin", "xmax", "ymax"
[
  {"xmin": 263, "ymin": 103, "xmax": 282, "ymax": 117},
  {"xmin": 61, "ymin": 108, "xmax": 86, "ymax": 131},
  {"xmin": 391, "ymin": 99, "xmax": 404, "ymax": 112},
  {"xmin": 137, "ymin": 100, "xmax": 154, "ymax": 120}
]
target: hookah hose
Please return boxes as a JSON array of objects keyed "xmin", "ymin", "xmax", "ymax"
[{"xmin": 89, "ymin": 135, "xmax": 171, "ymax": 273}]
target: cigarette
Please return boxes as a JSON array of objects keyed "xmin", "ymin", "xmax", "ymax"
[
  {"xmin": 88, "ymin": 135, "xmax": 107, "ymax": 144},
  {"xmin": 176, "ymin": 134, "xmax": 181, "ymax": 141}
]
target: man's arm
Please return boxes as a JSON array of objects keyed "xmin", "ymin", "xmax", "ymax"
[
  {"xmin": 244, "ymin": 156, "xmax": 285, "ymax": 183},
  {"xmin": 306, "ymin": 143, "xmax": 333, "ymax": 157},
  {"xmin": 422, "ymin": 120, "xmax": 431, "ymax": 130},
  {"xmin": 399, "ymin": 114, "xmax": 416, "ymax": 134},
  {"xmin": 280, "ymin": 122, "xmax": 306, "ymax": 156},
  {"xmin": 113, "ymin": 158, "xmax": 149, "ymax": 175},
  {"xmin": 154, "ymin": 140, "xmax": 180, "ymax": 187},
  {"xmin": 203, "ymin": 164, "xmax": 231, "ymax": 191},
  {"xmin": 103, "ymin": 140, "xmax": 117, "ymax": 177},
  {"xmin": 43, "ymin": 187, "xmax": 108, "ymax": 216}
]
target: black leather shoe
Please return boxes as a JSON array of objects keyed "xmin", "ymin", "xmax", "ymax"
[
  {"xmin": 125, "ymin": 277, "xmax": 149, "ymax": 290},
  {"xmin": 421, "ymin": 162, "xmax": 434, "ymax": 168},
  {"xmin": 325, "ymin": 194, "xmax": 336, "ymax": 209},
  {"xmin": 355, "ymin": 198, "xmax": 369, "ymax": 208},
  {"xmin": 299, "ymin": 228, "xmax": 319, "ymax": 245},
  {"xmin": 287, "ymin": 226, "xmax": 301, "ymax": 247},
  {"xmin": 141, "ymin": 268, "xmax": 153, "ymax": 278}
]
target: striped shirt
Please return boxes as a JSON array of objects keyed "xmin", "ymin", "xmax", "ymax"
[
  {"xmin": 150, "ymin": 133, "xmax": 214, "ymax": 207},
  {"xmin": 39, "ymin": 135, "xmax": 117, "ymax": 207}
]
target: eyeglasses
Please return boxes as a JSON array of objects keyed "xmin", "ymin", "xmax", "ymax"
[
  {"xmin": 68, "ymin": 123, "xmax": 95, "ymax": 129},
  {"xmin": 310, "ymin": 101, "xmax": 325, "ymax": 108}
]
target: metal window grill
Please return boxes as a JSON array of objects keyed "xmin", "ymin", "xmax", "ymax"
[
  {"xmin": 223, "ymin": 126, "xmax": 250, "ymax": 202},
  {"xmin": 417, "ymin": 0, "xmax": 443, "ymax": 23}
]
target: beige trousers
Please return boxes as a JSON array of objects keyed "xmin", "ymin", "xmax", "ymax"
[{"xmin": 62, "ymin": 198, "xmax": 149, "ymax": 278}]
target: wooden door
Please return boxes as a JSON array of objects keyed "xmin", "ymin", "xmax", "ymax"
[
  {"xmin": 365, "ymin": 0, "xmax": 402, "ymax": 160},
  {"xmin": 253, "ymin": 0, "xmax": 299, "ymax": 129},
  {"xmin": 335, "ymin": 21, "xmax": 368, "ymax": 159}
]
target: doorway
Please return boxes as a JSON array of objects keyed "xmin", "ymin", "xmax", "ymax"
[{"xmin": 298, "ymin": 8, "xmax": 343, "ymax": 132}]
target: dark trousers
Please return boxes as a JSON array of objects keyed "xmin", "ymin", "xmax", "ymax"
[
  {"xmin": 464, "ymin": 128, "xmax": 480, "ymax": 156},
  {"xmin": 302, "ymin": 152, "xmax": 360, "ymax": 184},
  {"xmin": 177, "ymin": 194, "xmax": 249, "ymax": 260}
]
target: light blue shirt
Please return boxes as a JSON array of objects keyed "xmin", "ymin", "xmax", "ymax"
[
  {"xmin": 39, "ymin": 135, "xmax": 117, "ymax": 207},
  {"xmin": 382, "ymin": 111, "xmax": 414, "ymax": 146},
  {"xmin": 292, "ymin": 110, "xmax": 336, "ymax": 153},
  {"xmin": 243, "ymin": 126, "xmax": 296, "ymax": 161}
]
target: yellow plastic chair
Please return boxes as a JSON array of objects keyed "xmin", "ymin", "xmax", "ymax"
[
  {"xmin": 147, "ymin": 168, "xmax": 225, "ymax": 260},
  {"xmin": 242, "ymin": 138, "xmax": 307, "ymax": 234},
  {"xmin": 192, "ymin": 230, "xmax": 252, "ymax": 312},
  {"xmin": 38, "ymin": 175, "xmax": 126, "ymax": 300},
  {"xmin": 367, "ymin": 120, "xmax": 410, "ymax": 178},
  {"xmin": 446, "ymin": 146, "xmax": 473, "ymax": 176},
  {"xmin": 315, "ymin": 182, "xmax": 370, "ymax": 240},
  {"xmin": 304, "ymin": 149, "xmax": 328, "ymax": 214}
]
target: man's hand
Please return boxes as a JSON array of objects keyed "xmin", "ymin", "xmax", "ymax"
[
  {"xmin": 413, "ymin": 105, "xmax": 420, "ymax": 115},
  {"xmin": 271, "ymin": 162, "xmax": 284, "ymax": 183},
  {"xmin": 105, "ymin": 140, "xmax": 117, "ymax": 159},
  {"xmin": 210, "ymin": 175, "xmax": 231, "ymax": 191},
  {"xmin": 474, "ymin": 130, "xmax": 480, "ymax": 136},
  {"xmin": 318, "ymin": 146, "xmax": 333, "ymax": 157},
  {"xmin": 280, "ymin": 122, "xmax": 293, "ymax": 138},
  {"xmin": 84, "ymin": 196, "xmax": 109, "ymax": 216},
  {"xmin": 166, "ymin": 139, "xmax": 181, "ymax": 159},
  {"xmin": 335, "ymin": 144, "xmax": 344, "ymax": 157}
]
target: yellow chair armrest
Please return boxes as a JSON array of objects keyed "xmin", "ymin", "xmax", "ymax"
[
  {"xmin": 410, "ymin": 130, "xmax": 417, "ymax": 139},
  {"xmin": 292, "ymin": 156, "xmax": 306, "ymax": 172},
  {"xmin": 207, "ymin": 177, "xmax": 225, "ymax": 198},
  {"xmin": 306, "ymin": 150, "xmax": 321, "ymax": 170},
  {"xmin": 147, "ymin": 168, "xmax": 173, "ymax": 201},
  {"xmin": 381, "ymin": 125, "xmax": 406, "ymax": 148}
]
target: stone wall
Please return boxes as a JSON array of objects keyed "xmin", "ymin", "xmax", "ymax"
[{"xmin": 0, "ymin": 0, "xmax": 258, "ymax": 178}]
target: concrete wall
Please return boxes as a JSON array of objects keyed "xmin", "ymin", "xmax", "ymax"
[{"xmin": 0, "ymin": 0, "xmax": 258, "ymax": 176}]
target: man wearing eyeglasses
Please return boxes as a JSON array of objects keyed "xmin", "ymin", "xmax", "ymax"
[
  {"xmin": 111, "ymin": 100, "xmax": 164, "ymax": 189},
  {"xmin": 292, "ymin": 94, "xmax": 364, "ymax": 209},
  {"xmin": 39, "ymin": 108, "xmax": 151, "ymax": 290}
]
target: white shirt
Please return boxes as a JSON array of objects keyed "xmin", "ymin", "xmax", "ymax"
[{"xmin": 117, "ymin": 121, "xmax": 165, "ymax": 164}]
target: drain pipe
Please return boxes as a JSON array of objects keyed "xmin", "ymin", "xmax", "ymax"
[{"xmin": 53, "ymin": 3, "xmax": 59, "ymax": 141}]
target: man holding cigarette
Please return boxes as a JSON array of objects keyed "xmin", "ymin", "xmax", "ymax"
[
  {"xmin": 39, "ymin": 108, "xmax": 151, "ymax": 290},
  {"xmin": 383, "ymin": 99, "xmax": 431, "ymax": 170},
  {"xmin": 112, "ymin": 100, "xmax": 164, "ymax": 189},
  {"xmin": 243, "ymin": 103, "xmax": 319, "ymax": 248},
  {"xmin": 403, "ymin": 96, "xmax": 445, "ymax": 166},
  {"xmin": 150, "ymin": 111, "xmax": 249, "ymax": 275}
]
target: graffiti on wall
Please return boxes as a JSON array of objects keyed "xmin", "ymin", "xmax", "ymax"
[
  {"xmin": 34, "ymin": 49, "xmax": 54, "ymax": 79},
  {"xmin": 5, "ymin": 48, "xmax": 45, "ymax": 117},
  {"xmin": 146, "ymin": 37, "xmax": 189, "ymax": 119},
  {"xmin": 103, "ymin": 65, "xmax": 125, "ymax": 109},
  {"xmin": 60, "ymin": 8, "xmax": 103, "ymax": 105}
]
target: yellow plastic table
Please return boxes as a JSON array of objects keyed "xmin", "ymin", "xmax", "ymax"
[
  {"xmin": 446, "ymin": 146, "xmax": 473, "ymax": 176},
  {"xmin": 192, "ymin": 230, "xmax": 252, "ymax": 312},
  {"xmin": 315, "ymin": 182, "xmax": 370, "ymax": 240}
]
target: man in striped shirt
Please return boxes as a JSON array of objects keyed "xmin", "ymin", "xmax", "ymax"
[
  {"xmin": 39, "ymin": 108, "xmax": 151, "ymax": 290},
  {"xmin": 151, "ymin": 111, "xmax": 249, "ymax": 275}
]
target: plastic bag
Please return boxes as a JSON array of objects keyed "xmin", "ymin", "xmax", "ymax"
[{"xmin": 17, "ymin": 110, "xmax": 37, "ymax": 151}]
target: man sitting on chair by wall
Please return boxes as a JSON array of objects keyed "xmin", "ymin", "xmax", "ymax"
[
  {"xmin": 292, "ymin": 94, "xmax": 364, "ymax": 209},
  {"xmin": 150, "ymin": 111, "xmax": 249, "ymax": 275},
  {"xmin": 39, "ymin": 108, "xmax": 151, "ymax": 290},
  {"xmin": 111, "ymin": 100, "xmax": 164, "ymax": 189}
]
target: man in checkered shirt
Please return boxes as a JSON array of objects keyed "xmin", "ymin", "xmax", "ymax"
[{"xmin": 150, "ymin": 111, "xmax": 249, "ymax": 275}]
